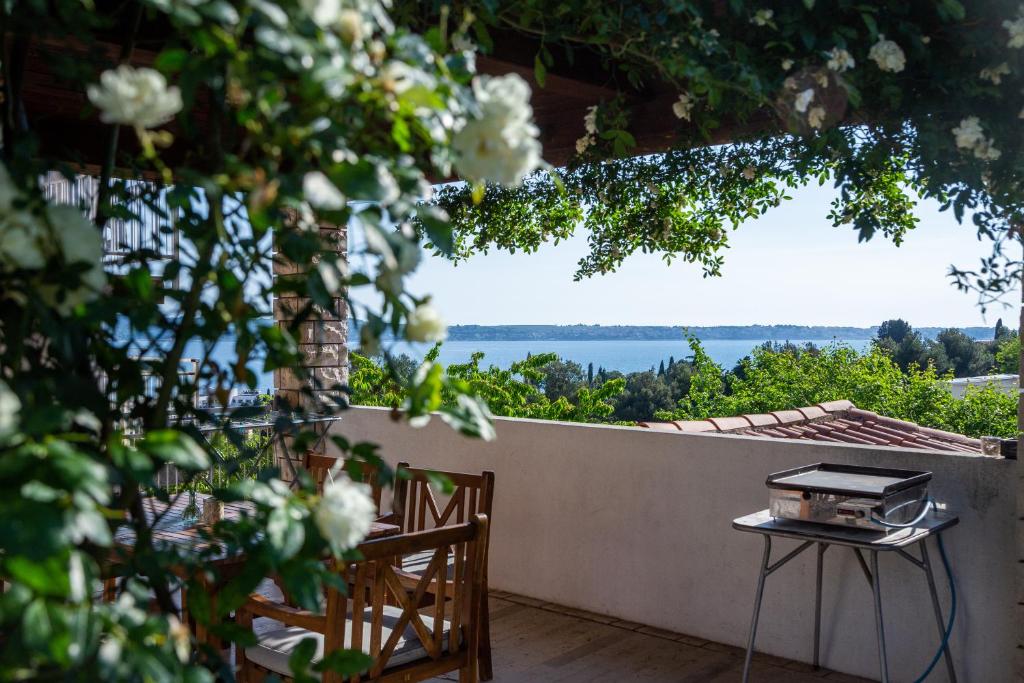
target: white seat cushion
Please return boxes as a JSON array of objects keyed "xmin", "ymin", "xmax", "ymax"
[
  {"xmin": 245, "ymin": 604, "xmax": 449, "ymax": 679},
  {"xmin": 401, "ymin": 549, "xmax": 455, "ymax": 581}
]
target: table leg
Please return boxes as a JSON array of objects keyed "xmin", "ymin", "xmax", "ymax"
[
  {"xmin": 921, "ymin": 537, "xmax": 957, "ymax": 682},
  {"xmin": 813, "ymin": 542, "xmax": 826, "ymax": 669},
  {"xmin": 742, "ymin": 535, "xmax": 772, "ymax": 683},
  {"xmin": 870, "ymin": 550, "xmax": 889, "ymax": 683}
]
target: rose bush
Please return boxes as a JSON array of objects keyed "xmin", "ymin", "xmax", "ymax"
[{"xmin": 0, "ymin": 0, "xmax": 542, "ymax": 679}]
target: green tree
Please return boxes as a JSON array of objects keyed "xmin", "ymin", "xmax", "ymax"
[
  {"xmin": 657, "ymin": 339, "xmax": 1014, "ymax": 438},
  {"xmin": 611, "ymin": 371, "xmax": 674, "ymax": 422},
  {"xmin": 540, "ymin": 358, "xmax": 586, "ymax": 401},
  {"xmin": 877, "ymin": 319, "xmax": 914, "ymax": 345},
  {"xmin": 995, "ymin": 334, "xmax": 1020, "ymax": 374},
  {"xmin": 933, "ymin": 328, "xmax": 994, "ymax": 377},
  {"xmin": 874, "ymin": 320, "xmax": 927, "ymax": 372}
]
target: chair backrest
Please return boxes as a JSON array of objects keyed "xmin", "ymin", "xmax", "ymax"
[
  {"xmin": 324, "ymin": 515, "xmax": 489, "ymax": 682},
  {"xmin": 304, "ymin": 452, "xmax": 384, "ymax": 513},
  {"xmin": 392, "ymin": 464, "xmax": 494, "ymax": 534}
]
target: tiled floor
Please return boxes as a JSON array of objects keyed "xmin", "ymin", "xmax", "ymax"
[{"xmin": 428, "ymin": 591, "xmax": 874, "ymax": 683}]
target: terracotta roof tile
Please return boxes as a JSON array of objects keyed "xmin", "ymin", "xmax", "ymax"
[
  {"xmin": 639, "ymin": 401, "xmax": 983, "ymax": 454},
  {"xmin": 706, "ymin": 416, "xmax": 754, "ymax": 431},
  {"xmin": 770, "ymin": 410, "xmax": 806, "ymax": 425},
  {"xmin": 796, "ymin": 406, "xmax": 827, "ymax": 420},
  {"xmin": 816, "ymin": 399, "xmax": 855, "ymax": 412},
  {"xmin": 744, "ymin": 413, "xmax": 780, "ymax": 427}
]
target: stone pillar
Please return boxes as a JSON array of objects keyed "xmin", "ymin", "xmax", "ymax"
[{"xmin": 273, "ymin": 224, "xmax": 348, "ymax": 480}]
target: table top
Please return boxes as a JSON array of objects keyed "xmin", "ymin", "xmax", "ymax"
[
  {"xmin": 115, "ymin": 493, "xmax": 400, "ymax": 563},
  {"xmin": 733, "ymin": 509, "xmax": 959, "ymax": 550}
]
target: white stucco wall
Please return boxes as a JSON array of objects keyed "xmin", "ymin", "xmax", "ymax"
[{"xmin": 335, "ymin": 406, "xmax": 1015, "ymax": 682}]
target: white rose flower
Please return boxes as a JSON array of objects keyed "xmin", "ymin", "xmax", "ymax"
[
  {"xmin": 751, "ymin": 9, "xmax": 773, "ymax": 26},
  {"xmin": 807, "ymin": 106, "xmax": 826, "ymax": 130},
  {"xmin": 300, "ymin": 0, "xmax": 341, "ymax": 28},
  {"xmin": 1004, "ymin": 7, "xmax": 1024, "ymax": 48},
  {"xmin": 583, "ymin": 105, "xmax": 599, "ymax": 135},
  {"xmin": 672, "ymin": 92, "xmax": 695, "ymax": 121},
  {"xmin": 826, "ymin": 47, "xmax": 855, "ymax": 72},
  {"xmin": 575, "ymin": 135, "xmax": 595, "ymax": 155},
  {"xmin": 741, "ymin": 166, "xmax": 756, "ymax": 180},
  {"xmin": 452, "ymin": 74, "xmax": 542, "ymax": 187},
  {"xmin": 303, "ymin": 171, "xmax": 346, "ymax": 210},
  {"xmin": 405, "ymin": 302, "xmax": 447, "ymax": 342},
  {"xmin": 794, "ymin": 88, "xmax": 815, "ymax": 113},
  {"xmin": 952, "ymin": 116, "xmax": 985, "ymax": 151},
  {"xmin": 974, "ymin": 140, "xmax": 1002, "ymax": 161},
  {"xmin": 951, "ymin": 116, "xmax": 1002, "ymax": 161},
  {"xmin": 314, "ymin": 474, "xmax": 377, "ymax": 554},
  {"xmin": 781, "ymin": 59, "xmax": 795, "ymax": 71},
  {"xmin": 980, "ymin": 63, "xmax": 1011, "ymax": 85},
  {"xmin": 87, "ymin": 66, "xmax": 182, "ymax": 129},
  {"xmin": 868, "ymin": 35, "xmax": 906, "ymax": 73},
  {"xmin": 0, "ymin": 380, "xmax": 20, "ymax": 441}
]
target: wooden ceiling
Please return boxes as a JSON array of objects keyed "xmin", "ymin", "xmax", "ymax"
[{"xmin": 16, "ymin": 23, "xmax": 700, "ymax": 173}]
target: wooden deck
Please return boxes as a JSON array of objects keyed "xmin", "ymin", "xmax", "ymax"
[
  {"xmin": 430, "ymin": 591, "xmax": 873, "ymax": 683},
  {"xmin": 246, "ymin": 582, "xmax": 871, "ymax": 682}
]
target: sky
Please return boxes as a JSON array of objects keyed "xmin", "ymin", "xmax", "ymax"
[{"xmin": 384, "ymin": 184, "xmax": 1017, "ymax": 329}]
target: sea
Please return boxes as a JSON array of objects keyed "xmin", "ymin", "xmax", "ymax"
[{"xmin": 187, "ymin": 337, "xmax": 874, "ymax": 393}]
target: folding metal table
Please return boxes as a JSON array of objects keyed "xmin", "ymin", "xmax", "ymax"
[{"xmin": 733, "ymin": 509, "xmax": 958, "ymax": 683}]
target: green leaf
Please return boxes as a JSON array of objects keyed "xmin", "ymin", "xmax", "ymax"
[
  {"xmin": 267, "ymin": 506, "xmax": 305, "ymax": 560},
  {"xmin": 23, "ymin": 599, "xmax": 52, "ymax": 649},
  {"xmin": 534, "ymin": 53, "xmax": 547, "ymax": 88},
  {"xmin": 140, "ymin": 430, "xmax": 211, "ymax": 471},
  {"xmin": 316, "ymin": 649, "xmax": 373, "ymax": 676},
  {"xmin": 860, "ymin": 13, "xmax": 878, "ymax": 40},
  {"xmin": 155, "ymin": 48, "xmax": 190, "ymax": 72},
  {"xmin": 289, "ymin": 636, "xmax": 319, "ymax": 680},
  {"xmin": 417, "ymin": 206, "xmax": 454, "ymax": 255}
]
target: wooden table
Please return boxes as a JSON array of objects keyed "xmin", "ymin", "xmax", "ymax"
[{"xmin": 113, "ymin": 493, "xmax": 401, "ymax": 647}]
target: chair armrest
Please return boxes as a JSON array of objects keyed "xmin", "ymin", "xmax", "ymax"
[{"xmin": 238, "ymin": 593, "xmax": 327, "ymax": 633}]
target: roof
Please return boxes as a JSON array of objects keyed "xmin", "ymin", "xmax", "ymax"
[{"xmin": 637, "ymin": 400, "xmax": 983, "ymax": 454}]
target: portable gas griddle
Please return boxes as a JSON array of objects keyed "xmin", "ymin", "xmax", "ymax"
[
  {"xmin": 766, "ymin": 463, "xmax": 931, "ymax": 531},
  {"xmin": 734, "ymin": 462, "xmax": 958, "ymax": 683}
]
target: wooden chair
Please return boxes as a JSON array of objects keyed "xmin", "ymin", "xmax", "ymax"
[
  {"xmin": 392, "ymin": 464, "xmax": 495, "ymax": 681},
  {"xmin": 236, "ymin": 515, "xmax": 489, "ymax": 683}
]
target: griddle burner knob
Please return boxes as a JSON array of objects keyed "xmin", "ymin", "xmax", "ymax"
[
  {"xmin": 801, "ymin": 491, "xmax": 812, "ymax": 501},
  {"xmin": 854, "ymin": 510, "xmax": 866, "ymax": 518}
]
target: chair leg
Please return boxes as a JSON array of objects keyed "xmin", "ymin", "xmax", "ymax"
[
  {"xmin": 459, "ymin": 666, "xmax": 476, "ymax": 683},
  {"xmin": 479, "ymin": 586, "xmax": 493, "ymax": 681}
]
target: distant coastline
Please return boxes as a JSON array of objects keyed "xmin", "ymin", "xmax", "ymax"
[{"xmin": 432, "ymin": 324, "xmax": 996, "ymax": 342}]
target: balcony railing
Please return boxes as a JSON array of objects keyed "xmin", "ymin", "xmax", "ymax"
[{"xmin": 40, "ymin": 172, "xmax": 178, "ymax": 263}]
